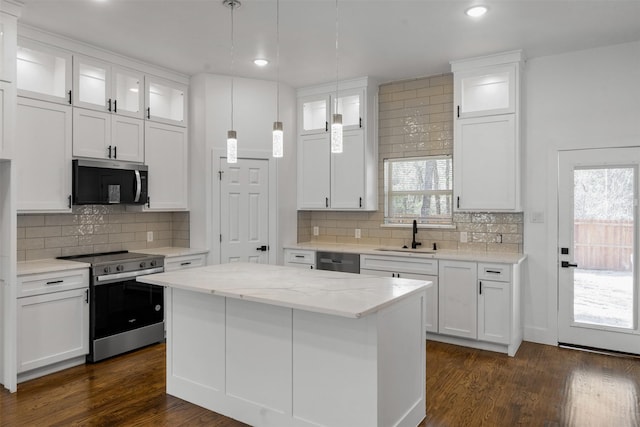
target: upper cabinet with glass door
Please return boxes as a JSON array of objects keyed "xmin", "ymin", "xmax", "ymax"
[
  {"xmin": 17, "ymin": 38, "xmax": 72, "ymax": 105},
  {"xmin": 73, "ymin": 55, "xmax": 144, "ymax": 119},
  {"xmin": 145, "ymin": 76, "xmax": 187, "ymax": 127},
  {"xmin": 299, "ymin": 88, "xmax": 364, "ymax": 136}
]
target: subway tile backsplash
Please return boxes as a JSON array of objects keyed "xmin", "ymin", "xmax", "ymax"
[
  {"xmin": 18, "ymin": 206, "xmax": 190, "ymax": 261},
  {"xmin": 297, "ymin": 74, "xmax": 524, "ymax": 253}
]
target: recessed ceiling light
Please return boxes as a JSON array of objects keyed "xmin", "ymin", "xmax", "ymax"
[
  {"xmin": 465, "ymin": 5, "xmax": 488, "ymax": 17},
  {"xmin": 253, "ymin": 59, "xmax": 269, "ymax": 67}
]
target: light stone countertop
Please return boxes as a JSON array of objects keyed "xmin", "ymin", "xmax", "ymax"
[
  {"xmin": 284, "ymin": 242, "xmax": 527, "ymax": 264},
  {"xmin": 137, "ymin": 262, "xmax": 431, "ymax": 319},
  {"xmin": 18, "ymin": 259, "xmax": 91, "ymax": 276},
  {"xmin": 138, "ymin": 247, "xmax": 209, "ymax": 258}
]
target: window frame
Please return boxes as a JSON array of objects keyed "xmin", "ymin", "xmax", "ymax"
[{"xmin": 383, "ymin": 155, "xmax": 454, "ymax": 226}]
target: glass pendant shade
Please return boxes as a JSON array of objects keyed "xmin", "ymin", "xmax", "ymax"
[
  {"xmin": 331, "ymin": 113, "xmax": 343, "ymax": 153},
  {"xmin": 272, "ymin": 121, "xmax": 283, "ymax": 158},
  {"xmin": 227, "ymin": 130, "xmax": 238, "ymax": 163}
]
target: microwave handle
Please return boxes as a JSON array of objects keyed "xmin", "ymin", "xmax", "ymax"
[{"xmin": 134, "ymin": 170, "xmax": 142, "ymax": 203}]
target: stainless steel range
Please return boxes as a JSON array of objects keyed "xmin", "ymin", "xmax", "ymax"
[{"xmin": 59, "ymin": 250, "xmax": 165, "ymax": 362}]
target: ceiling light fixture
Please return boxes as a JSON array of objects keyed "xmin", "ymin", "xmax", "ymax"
[
  {"xmin": 254, "ymin": 58, "xmax": 269, "ymax": 67},
  {"xmin": 465, "ymin": 5, "xmax": 488, "ymax": 17},
  {"xmin": 272, "ymin": 0, "xmax": 283, "ymax": 158},
  {"xmin": 331, "ymin": 0, "xmax": 343, "ymax": 154},
  {"xmin": 224, "ymin": 0, "xmax": 240, "ymax": 164}
]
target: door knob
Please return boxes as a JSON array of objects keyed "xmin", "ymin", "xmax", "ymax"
[
  {"xmin": 256, "ymin": 245, "xmax": 269, "ymax": 252},
  {"xmin": 561, "ymin": 261, "xmax": 578, "ymax": 268}
]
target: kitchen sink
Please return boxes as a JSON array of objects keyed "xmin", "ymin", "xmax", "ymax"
[{"xmin": 374, "ymin": 248, "xmax": 435, "ymax": 254}]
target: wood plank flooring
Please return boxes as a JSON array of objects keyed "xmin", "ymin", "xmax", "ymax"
[{"xmin": 1, "ymin": 340, "xmax": 639, "ymax": 426}]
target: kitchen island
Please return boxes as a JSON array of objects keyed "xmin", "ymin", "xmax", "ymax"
[{"xmin": 138, "ymin": 262, "xmax": 430, "ymax": 427}]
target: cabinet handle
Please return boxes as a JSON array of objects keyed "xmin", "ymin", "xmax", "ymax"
[
  {"xmin": 397, "ymin": 273, "xmax": 401, "ymax": 278},
  {"xmin": 180, "ymin": 262, "xmax": 192, "ymax": 266},
  {"xmin": 85, "ymin": 289, "xmax": 89, "ymax": 303},
  {"xmin": 68, "ymin": 195, "xmax": 72, "ymax": 209},
  {"xmin": 325, "ymin": 121, "xmax": 328, "ymax": 132},
  {"xmin": 295, "ymin": 255, "xmax": 305, "ymax": 258},
  {"xmin": 147, "ymin": 107, "xmax": 151, "ymax": 119},
  {"xmin": 359, "ymin": 117, "xmax": 362, "ymax": 128},
  {"xmin": 392, "ymin": 273, "xmax": 395, "ymax": 278},
  {"xmin": 310, "ymin": 265, "xmax": 314, "ymax": 269},
  {"xmin": 479, "ymin": 281, "xmax": 483, "ymax": 295},
  {"xmin": 486, "ymin": 270, "xmax": 501, "ymax": 274},
  {"xmin": 325, "ymin": 197, "xmax": 329, "ymax": 208},
  {"xmin": 359, "ymin": 197, "xmax": 362, "ymax": 208},
  {"xmin": 114, "ymin": 146, "xmax": 117, "ymax": 159},
  {"xmin": 114, "ymin": 99, "xmax": 117, "ymax": 113},
  {"xmin": 457, "ymin": 196, "xmax": 460, "ymax": 209},
  {"xmin": 108, "ymin": 145, "xmax": 112, "ymax": 158},
  {"xmin": 147, "ymin": 196, "xmax": 151, "ymax": 208},
  {"xmin": 457, "ymin": 105, "xmax": 460, "ymax": 118},
  {"xmin": 68, "ymin": 90, "xmax": 72, "ymax": 105},
  {"xmin": 108, "ymin": 98, "xmax": 112, "ymax": 112},
  {"xmin": 46, "ymin": 280, "xmax": 64, "ymax": 285}
]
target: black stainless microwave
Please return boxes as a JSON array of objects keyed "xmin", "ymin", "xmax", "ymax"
[{"xmin": 73, "ymin": 159, "xmax": 148, "ymax": 205}]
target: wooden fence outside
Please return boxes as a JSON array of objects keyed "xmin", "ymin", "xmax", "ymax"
[{"xmin": 574, "ymin": 220, "xmax": 633, "ymax": 271}]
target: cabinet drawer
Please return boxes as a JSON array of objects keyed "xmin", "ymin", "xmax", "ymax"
[
  {"xmin": 284, "ymin": 249, "xmax": 316, "ymax": 265},
  {"xmin": 360, "ymin": 254, "xmax": 438, "ymax": 275},
  {"xmin": 165, "ymin": 254, "xmax": 206, "ymax": 271},
  {"xmin": 18, "ymin": 269, "xmax": 89, "ymax": 298},
  {"xmin": 478, "ymin": 263, "xmax": 511, "ymax": 282}
]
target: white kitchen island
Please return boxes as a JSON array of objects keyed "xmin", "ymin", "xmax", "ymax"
[{"xmin": 137, "ymin": 263, "xmax": 430, "ymax": 427}]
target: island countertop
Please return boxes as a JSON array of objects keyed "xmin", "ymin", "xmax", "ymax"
[{"xmin": 137, "ymin": 262, "xmax": 430, "ymax": 319}]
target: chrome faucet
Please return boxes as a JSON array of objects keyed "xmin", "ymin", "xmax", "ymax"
[{"xmin": 411, "ymin": 219, "xmax": 421, "ymax": 249}]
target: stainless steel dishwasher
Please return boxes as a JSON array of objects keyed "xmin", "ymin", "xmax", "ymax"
[{"xmin": 316, "ymin": 251, "xmax": 360, "ymax": 273}]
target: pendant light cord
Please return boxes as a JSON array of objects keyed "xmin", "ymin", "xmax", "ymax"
[
  {"xmin": 276, "ymin": 0, "xmax": 280, "ymax": 122},
  {"xmin": 335, "ymin": 0, "xmax": 339, "ymax": 115},
  {"xmin": 230, "ymin": 2, "xmax": 235, "ymax": 129}
]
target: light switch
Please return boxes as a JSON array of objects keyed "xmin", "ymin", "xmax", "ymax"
[{"xmin": 460, "ymin": 231, "xmax": 468, "ymax": 243}]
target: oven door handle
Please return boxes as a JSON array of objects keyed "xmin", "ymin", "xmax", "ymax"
[{"xmin": 95, "ymin": 267, "xmax": 164, "ymax": 284}]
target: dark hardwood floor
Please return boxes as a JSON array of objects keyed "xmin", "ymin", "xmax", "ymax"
[{"xmin": 1, "ymin": 340, "xmax": 639, "ymax": 426}]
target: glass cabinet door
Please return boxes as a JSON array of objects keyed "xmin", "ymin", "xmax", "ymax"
[
  {"xmin": 112, "ymin": 66, "xmax": 144, "ymax": 119},
  {"xmin": 17, "ymin": 38, "xmax": 72, "ymax": 105},
  {"xmin": 456, "ymin": 63, "xmax": 516, "ymax": 118},
  {"xmin": 145, "ymin": 76, "xmax": 186, "ymax": 127},
  {"xmin": 300, "ymin": 95, "xmax": 330, "ymax": 135},
  {"xmin": 73, "ymin": 56, "xmax": 111, "ymax": 111},
  {"xmin": 335, "ymin": 88, "xmax": 364, "ymax": 130}
]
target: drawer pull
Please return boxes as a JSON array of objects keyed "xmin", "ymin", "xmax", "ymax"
[
  {"xmin": 486, "ymin": 270, "xmax": 501, "ymax": 274},
  {"xmin": 295, "ymin": 255, "xmax": 305, "ymax": 258},
  {"xmin": 46, "ymin": 280, "xmax": 64, "ymax": 285},
  {"xmin": 180, "ymin": 262, "xmax": 192, "ymax": 266}
]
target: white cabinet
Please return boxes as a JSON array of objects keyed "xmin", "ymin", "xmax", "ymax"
[
  {"xmin": 145, "ymin": 76, "xmax": 187, "ymax": 127},
  {"xmin": 0, "ymin": 81, "xmax": 12, "ymax": 159},
  {"xmin": 72, "ymin": 108, "xmax": 144, "ymax": 162},
  {"xmin": 297, "ymin": 77, "xmax": 377, "ymax": 211},
  {"xmin": 73, "ymin": 56, "xmax": 144, "ymax": 118},
  {"xmin": 360, "ymin": 254, "xmax": 438, "ymax": 333},
  {"xmin": 477, "ymin": 263, "xmax": 512, "ymax": 344},
  {"xmin": 143, "ymin": 121, "xmax": 188, "ymax": 210},
  {"xmin": 164, "ymin": 253, "xmax": 207, "ymax": 272},
  {"xmin": 17, "ymin": 268, "xmax": 89, "ymax": 379},
  {"xmin": 283, "ymin": 249, "xmax": 316, "ymax": 269},
  {"xmin": 16, "ymin": 97, "xmax": 72, "ymax": 212},
  {"xmin": 451, "ymin": 51, "xmax": 523, "ymax": 212},
  {"xmin": 16, "ymin": 38, "xmax": 72, "ymax": 105},
  {"xmin": 438, "ymin": 260, "xmax": 477, "ymax": 339},
  {"xmin": 1, "ymin": 8, "xmax": 18, "ymax": 84}
]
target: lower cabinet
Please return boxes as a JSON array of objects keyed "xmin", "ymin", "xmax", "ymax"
[
  {"xmin": 438, "ymin": 260, "xmax": 478, "ymax": 339},
  {"xmin": 360, "ymin": 254, "xmax": 438, "ymax": 333},
  {"xmin": 164, "ymin": 253, "xmax": 207, "ymax": 272},
  {"xmin": 283, "ymin": 249, "xmax": 316, "ymax": 269},
  {"xmin": 17, "ymin": 269, "xmax": 90, "ymax": 380}
]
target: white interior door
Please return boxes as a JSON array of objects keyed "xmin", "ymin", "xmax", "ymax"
[
  {"xmin": 558, "ymin": 148, "xmax": 640, "ymax": 354},
  {"xmin": 220, "ymin": 158, "xmax": 269, "ymax": 264}
]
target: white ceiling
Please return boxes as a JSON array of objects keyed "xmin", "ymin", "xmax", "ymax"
[{"xmin": 18, "ymin": 0, "xmax": 640, "ymax": 88}]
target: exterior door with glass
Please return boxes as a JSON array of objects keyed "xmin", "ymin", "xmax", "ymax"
[{"xmin": 558, "ymin": 148, "xmax": 640, "ymax": 354}]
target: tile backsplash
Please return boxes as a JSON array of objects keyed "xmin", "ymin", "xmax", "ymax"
[
  {"xmin": 297, "ymin": 73, "xmax": 524, "ymax": 253},
  {"xmin": 18, "ymin": 206, "xmax": 189, "ymax": 261}
]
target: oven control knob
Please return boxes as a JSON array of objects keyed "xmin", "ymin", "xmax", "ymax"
[
  {"xmin": 150, "ymin": 260, "xmax": 157, "ymax": 267},
  {"xmin": 116, "ymin": 264, "xmax": 124, "ymax": 272},
  {"xmin": 140, "ymin": 262, "xmax": 146, "ymax": 268},
  {"xmin": 103, "ymin": 266, "xmax": 110, "ymax": 274}
]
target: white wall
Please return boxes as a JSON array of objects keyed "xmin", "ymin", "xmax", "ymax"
[
  {"xmin": 523, "ymin": 41, "xmax": 640, "ymax": 344},
  {"xmin": 189, "ymin": 74, "xmax": 297, "ymax": 265}
]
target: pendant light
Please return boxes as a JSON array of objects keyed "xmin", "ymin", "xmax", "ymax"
[
  {"xmin": 272, "ymin": 0, "xmax": 283, "ymax": 158},
  {"xmin": 331, "ymin": 0, "xmax": 343, "ymax": 154},
  {"xmin": 224, "ymin": 0, "xmax": 240, "ymax": 164}
]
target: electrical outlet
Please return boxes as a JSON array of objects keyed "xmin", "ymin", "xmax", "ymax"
[
  {"xmin": 355, "ymin": 228, "xmax": 361, "ymax": 239},
  {"xmin": 313, "ymin": 226, "xmax": 319, "ymax": 236},
  {"xmin": 147, "ymin": 231, "xmax": 153, "ymax": 242},
  {"xmin": 460, "ymin": 231, "xmax": 468, "ymax": 243}
]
